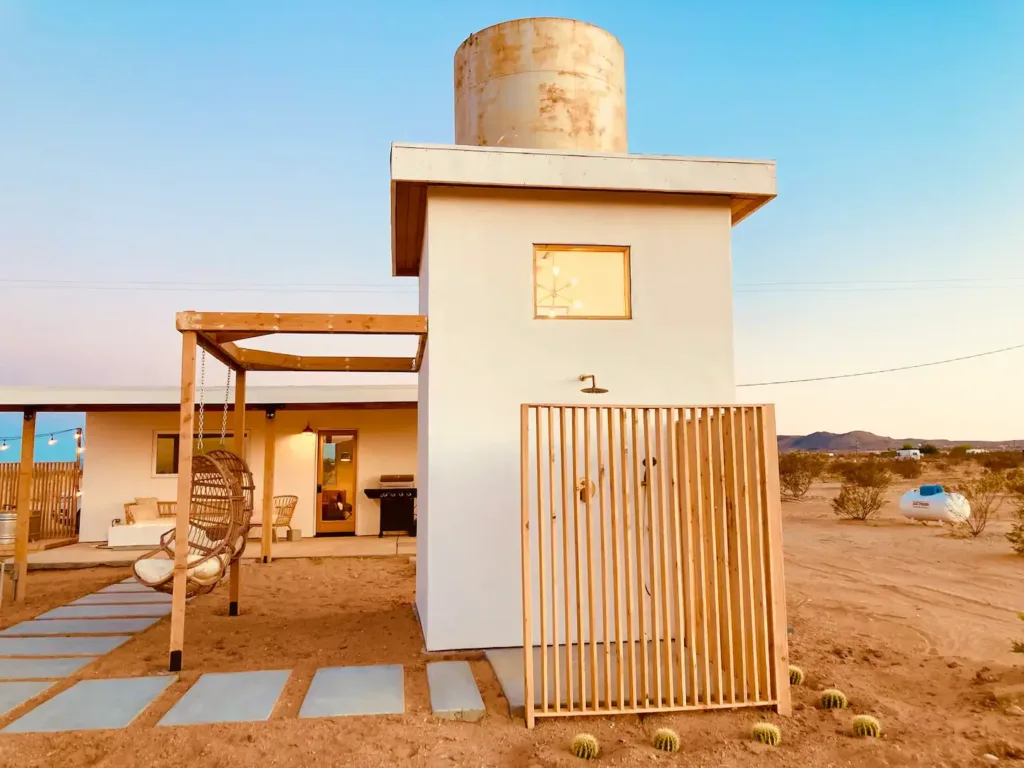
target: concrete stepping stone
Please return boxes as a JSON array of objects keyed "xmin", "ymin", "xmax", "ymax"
[
  {"xmin": 0, "ymin": 682, "xmax": 54, "ymax": 717},
  {"xmin": 38, "ymin": 604, "xmax": 171, "ymax": 619},
  {"xmin": 0, "ymin": 636, "xmax": 132, "ymax": 656},
  {"xmin": 1, "ymin": 618, "xmax": 160, "ymax": 636},
  {"xmin": 2, "ymin": 676, "xmax": 175, "ymax": 733},
  {"xmin": 427, "ymin": 661, "xmax": 485, "ymax": 721},
  {"xmin": 299, "ymin": 665, "xmax": 404, "ymax": 719},
  {"xmin": 73, "ymin": 593, "xmax": 171, "ymax": 605},
  {"xmin": 0, "ymin": 658, "xmax": 97, "ymax": 681},
  {"xmin": 100, "ymin": 583, "xmax": 156, "ymax": 593},
  {"xmin": 158, "ymin": 670, "xmax": 291, "ymax": 726}
]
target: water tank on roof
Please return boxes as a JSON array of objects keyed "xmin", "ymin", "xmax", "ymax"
[{"xmin": 454, "ymin": 18, "xmax": 628, "ymax": 152}]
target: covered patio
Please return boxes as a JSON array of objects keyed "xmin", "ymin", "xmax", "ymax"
[{"xmin": 163, "ymin": 311, "xmax": 426, "ymax": 671}]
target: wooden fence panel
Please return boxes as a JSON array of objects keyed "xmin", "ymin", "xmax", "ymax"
[
  {"xmin": 520, "ymin": 404, "xmax": 790, "ymax": 727},
  {"xmin": 0, "ymin": 462, "xmax": 80, "ymax": 541}
]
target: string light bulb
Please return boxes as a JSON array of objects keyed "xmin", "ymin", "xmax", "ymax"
[
  {"xmin": 48, "ymin": 435, "xmax": 57, "ymax": 446},
  {"xmin": 0, "ymin": 441, "xmax": 7, "ymax": 452}
]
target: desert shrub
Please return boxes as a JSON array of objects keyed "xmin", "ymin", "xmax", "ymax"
[
  {"xmin": 980, "ymin": 451, "xmax": 1024, "ymax": 472},
  {"xmin": 879, "ymin": 450, "xmax": 897, "ymax": 459},
  {"xmin": 949, "ymin": 445, "xmax": 970, "ymax": 458},
  {"xmin": 827, "ymin": 459, "xmax": 859, "ymax": 482},
  {"xmin": 1005, "ymin": 470, "xmax": 1024, "ymax": 554},
  {"xmin": 1013, "ymin": 612, "xmax": 1024, "ymax": 655},
  {"xmin": 920, "ymin": 443, "xmax": 940, "ymax": 456},
  {"xmin": 889, "ymin": 458, "xmax": 923, "ymax": 480},
  {"xmin": 900, "ymin": 442, "xmax": 914, "ymax": 450},
  {"xmin": 779, "ymin": 451, "xmax": 830, "ymax": 500},
  {"xmin": 950, "ymin": 471, "xmax": 1005, "ymax": 537},
  {"xmin": 830, "ymin": 460, "xmax": 892, "ymax": 521}
]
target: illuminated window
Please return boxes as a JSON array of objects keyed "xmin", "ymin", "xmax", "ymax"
[{"xmin": 533, "ymin": 245, "xmax": 631, "ymax": 319}]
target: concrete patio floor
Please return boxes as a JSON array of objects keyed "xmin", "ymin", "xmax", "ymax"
[{"xmin": 27, "ymin": 535, "xmax": 416, "ymax": 569}]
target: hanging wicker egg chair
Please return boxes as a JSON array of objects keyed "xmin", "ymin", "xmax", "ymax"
[
  {"xmin": 204, "ymin": 448, "xmax": 255, "ymax": 561},
  {"xmin": 132, "ymin": 453, "xmax": 245, "ymax": 597}
]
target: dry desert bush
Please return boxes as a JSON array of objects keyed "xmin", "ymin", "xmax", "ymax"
[
  {"xmin": 778, "ymin": 451, "xmax": 830, "ymax": 500},
  {"xmin": 1004, "ymin": 470, "xmax": 1024, "ymax": 554},
  {"xmin": 830, "ymin": 460, "xmax": 893, "ymax": 521},
  {"xmin": 950, "ymin": 470, "xmax": 1005, "ymax": 537},
  {"xmin": 889, "ymin": 458, "xmax": 923, "ymax": 480}
]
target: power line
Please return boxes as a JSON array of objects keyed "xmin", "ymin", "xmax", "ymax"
[
  {"xmin": 737, "ymin": 341, "xmax": 1024, "ymax": 387},
  {"xmin": 0, "ymin": 279, "xmax": 417, "ymax": 294}
]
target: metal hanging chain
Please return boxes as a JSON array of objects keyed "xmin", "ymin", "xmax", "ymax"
[
  {"xmin": 197, "ymin": 349, "xmax": 206, "ymax": 452},
  {"xmin": 220, "ymin": 368, "xmax": 232, "ymax": 445}
]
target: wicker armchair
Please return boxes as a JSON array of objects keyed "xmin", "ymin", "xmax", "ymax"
[{"xmin": 251, "ymin": 495, "xmax": 298, "ymax": 542}]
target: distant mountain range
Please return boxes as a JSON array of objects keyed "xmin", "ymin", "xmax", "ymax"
[{"xmin": 778, "ymin": 431, "xmax": 1022, "ymax": 453}]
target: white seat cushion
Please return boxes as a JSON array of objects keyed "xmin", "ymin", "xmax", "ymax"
[{"xmin": 133, "ymin": 553, "xmax": 228, "ymax": 586}]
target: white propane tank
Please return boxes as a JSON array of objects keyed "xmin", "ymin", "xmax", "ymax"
[{"xmin": 899, "ymin": 484, "xmax": 971, "ymax": 523}]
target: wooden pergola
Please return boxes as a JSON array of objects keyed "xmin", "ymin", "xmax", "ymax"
[{"xmin": 168, "ymin": 311, "xmax": 426, "ymax": 671}]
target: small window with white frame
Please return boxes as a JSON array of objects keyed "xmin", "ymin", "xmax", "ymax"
[
  {"xmin": 153, "ymin": 431, "xmax": 249, "ymax": 476},
  {"xmin": 534, "ymin": 244, "xmax": 632, "ymax": 319}
]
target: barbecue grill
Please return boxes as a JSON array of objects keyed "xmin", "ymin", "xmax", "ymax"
[{"xmin": 363, "ymin": 474, "xmax": 417, "ymax": 538}]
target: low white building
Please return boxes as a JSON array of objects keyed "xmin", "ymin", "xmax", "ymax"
[{"xmin": 0, "ymin": 385, "xmax": 417, "ymax": 544}]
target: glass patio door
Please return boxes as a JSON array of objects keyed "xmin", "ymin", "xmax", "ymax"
[{"xmin": 316, "ymin": 431, "xmax": 357, "ymax": 534}]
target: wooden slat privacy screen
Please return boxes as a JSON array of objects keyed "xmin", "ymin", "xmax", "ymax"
[
  {"xmin": 0, "ymin": 462, "xmax": 81, "ymax": 541},
  {"xmin": 519, "ymin": 404, "xmax": 790, "ymax": 728}
]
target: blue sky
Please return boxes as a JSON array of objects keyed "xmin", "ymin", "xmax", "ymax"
[{"xmin": 1, "ymin": 1, "xmax": 1022, "ymax": 439}]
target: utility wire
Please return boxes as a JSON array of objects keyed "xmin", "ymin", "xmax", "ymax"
[{"xmin": 737, "ymin": 342, "xmax": 1024, "ymax": 387}]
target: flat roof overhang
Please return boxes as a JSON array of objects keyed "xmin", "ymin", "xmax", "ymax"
[{"xmin": 390, "ymin": 142, "xmax": 778, "ymax": 277}]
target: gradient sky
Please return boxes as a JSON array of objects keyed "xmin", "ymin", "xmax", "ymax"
[{"xmin": 1, "ymin": 0, "xmax": 1022, "ymax": 442}]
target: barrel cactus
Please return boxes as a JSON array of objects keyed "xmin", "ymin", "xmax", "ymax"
[
  {"xmin": 789, "ymin": 665, "xmax": 804, "ymax": 685},
  {"xmin": 571, "ymin": 733, "xmax": 600, "ymax": 760},
  {"xmin": 851, "ymin": 714, "xmax": 881, "ymax": 738},
  {"xmin": 653, "ymin": 728, "xmax": 679, "ymax": 753},
  {"xmin": 820, "ymin": 688, "xmax": 848, "ymax": 709},
  {"xmin": 752, "ymin": 722, "xmax": 781, "ymax": 746}
]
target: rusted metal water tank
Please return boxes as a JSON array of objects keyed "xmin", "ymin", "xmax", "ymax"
[{"xmin": 454, "ymin": 18, "xmax": 627, "ymax": 153}]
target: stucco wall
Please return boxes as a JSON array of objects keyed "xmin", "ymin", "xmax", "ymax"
[
  {"xmin": 418, "ymin": 186, "xmax": 736, "ymax": 651},
  {"xmin": 81, "ymin": 407, "xmax": 416, "ymax": 543}
]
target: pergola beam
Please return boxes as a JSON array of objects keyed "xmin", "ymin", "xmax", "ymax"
[
  {"xmin": 178, "ymin": 312, "xmax": 427, "ymax": 336},
  {"xmin": 231, "ymin": 347, "xmax": 418, "ymax": 373}
]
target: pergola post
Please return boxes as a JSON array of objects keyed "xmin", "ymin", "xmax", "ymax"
[
  {"xmin": 13, "ymin": 411, "xmax": 35, "ymax": 602},
  {"xmin": 169, "ymin": 331, "xmax": 197, "ymax": 672},
  {"xmin": 260, "ymin": 408, "xmax": 276, "ymax": 564},
  {"xmin": 229, "ymin": 370, "xmax": 246, "ymax": 616}
]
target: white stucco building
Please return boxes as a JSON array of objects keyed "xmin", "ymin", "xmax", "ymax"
[{"xmin": 389, "ymin": 17, "xmax": 777, "ymax": 652}]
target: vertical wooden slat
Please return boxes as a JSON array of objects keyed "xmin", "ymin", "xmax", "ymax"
[
  {"xmin": 712, "ymin": 409, "xmax": 736, "ymax": 703},
  {"xmin": 559, "ymin": 408, "xmax": 573, "ymax": 711},
  {"xmin": 759, "ymin": 405, "xmax": 792, "ymax": 716},
  {"xmin": 701, "ymin": 410, "xmax": 724, "ymax": 703},
  {"xmin": 620, "ymin": 409, "xmax": 638, "ymax": 708},
  {"xmin": 641, "ymin": 409, "xmax": 662, "ymax": 706},
  {"xmin": 607, "ymin": 408, "xmax": 625, "ymax": 710},
  {"xmin": 629, "ymin": 408, "xmax": 648, "ymax": 707},
  {"xmin": 520, "ymin": 405, "xmax": 536, "ymax": 729},
  {"xmin": 735, "ymin": 408, "xmax": 758, "ymax": 700},
  {"xmin": 596, "ymin": 409, "xmax": 612, "ymax": 708},
  {"xmin": 722, "ymin": 409, "xmax": 746, "ymax": 702},
  {"xmin": 570, "ymin": 407, "xmax": 586, "ymax": 710},
  {"xmin": 260, "ymin": 411, "xmax": 277, "ymax": 563},
  {"xmin": 671, "ymin": 410, "xmax": 692, "ymax": 705},
  {"xmin": 688, "ymin": 411, "xmax": 711, "ymax": 705},
  {"xmin": 654, "ymin": 409, "xmax": 676, "ymax": 706},
  {"xmin": 746, "ymin": 408, "xmax": 771, "ymax": 699},
  {"xmin": 547, "ymin": 407, "xmax": 560, "ymax": 713},
  {"xmin": 535, "ymin": 407, "xmax": 548, "ymax": 713},
  {"xmin": 583, "ymin": 407, "xmax": 598, "ymax": 710},
  {"xmin": 168, "ymin": 331, "xmax": 197, "ymax": 671}
]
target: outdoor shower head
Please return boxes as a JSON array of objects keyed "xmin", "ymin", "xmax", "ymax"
[{"xmin": 579, "ymin": 374, "xmax": 608, "ymax": 394}]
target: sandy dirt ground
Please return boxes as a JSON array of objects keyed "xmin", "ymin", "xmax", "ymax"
[{"xmin": 0, "ymin": 481, "xmax": 1021, "ymax": 767}]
